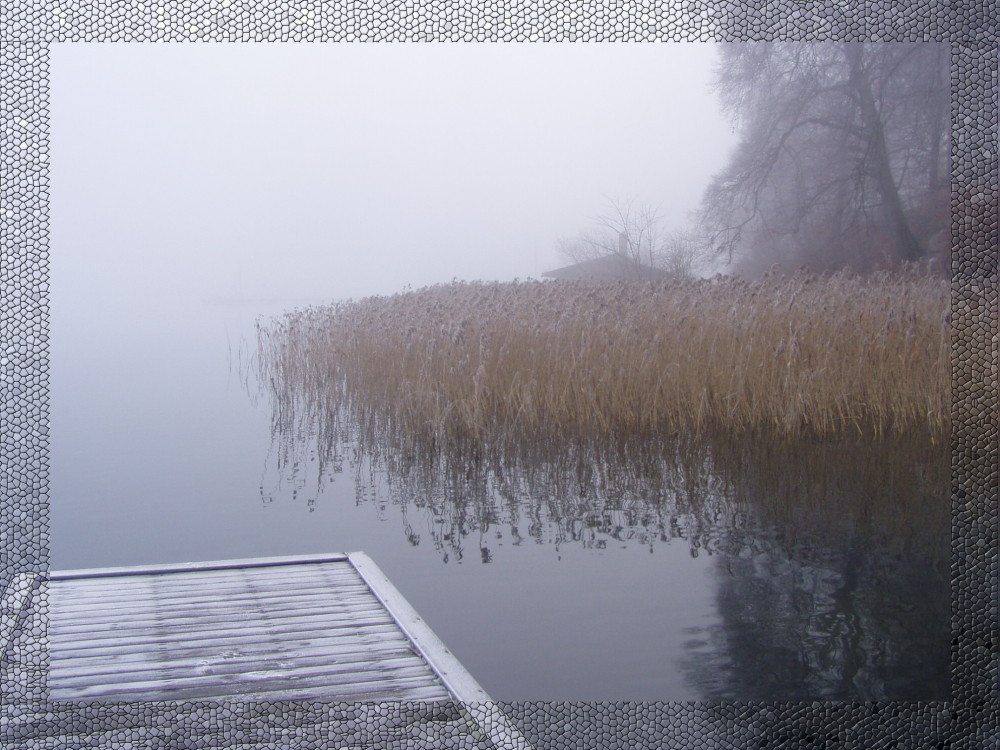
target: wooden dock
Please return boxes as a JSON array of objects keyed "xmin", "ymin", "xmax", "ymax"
[{"xmin": 1, "ymin": 552, "xmax": 531, "ymax": 749}]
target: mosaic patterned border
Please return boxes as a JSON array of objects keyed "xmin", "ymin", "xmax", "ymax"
[{"xmin": 2, "ymin": 1, "xmax": 995, "ymax": 747}]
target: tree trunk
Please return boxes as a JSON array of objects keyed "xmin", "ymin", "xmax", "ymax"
[
  {"xmin": 842, "ymin": 44, "xmax": 925, "ymax": 263},
  {"xmin": 927, "ymin": 46, "xmax": 949, "ymax": 192}
]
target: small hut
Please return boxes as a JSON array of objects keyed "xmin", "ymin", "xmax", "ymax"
[{"xmin": 542, "ymin": 253, "xmax": 670, "ymax": 281}]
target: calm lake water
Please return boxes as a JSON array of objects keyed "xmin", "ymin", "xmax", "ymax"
[{"xmin": 51, "ymin": 298, "xmax": 949, "ymax": 701}]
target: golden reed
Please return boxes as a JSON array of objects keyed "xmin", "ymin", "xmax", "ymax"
[{"xmin": 259, "ymin": 270, "xmax": 949, "ymax": 449}]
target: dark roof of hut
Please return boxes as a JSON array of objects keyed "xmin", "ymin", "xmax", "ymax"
[{"xmin": 542, "ymin": 253, "xmax": 671, "ymax": 281}]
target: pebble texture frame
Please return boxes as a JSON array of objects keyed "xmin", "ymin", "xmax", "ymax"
[{"xmin": 1, "ymin": 2, "xmax": 996, "ymax": 748}]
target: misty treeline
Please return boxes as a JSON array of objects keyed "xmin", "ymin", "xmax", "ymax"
[
  {"xmin": 561, "ymin": 43, "xmax": 952, "ymax": 279},
  {"xmin": 703, "ymin": 42, "xmax": 950, "ymax": 277}
]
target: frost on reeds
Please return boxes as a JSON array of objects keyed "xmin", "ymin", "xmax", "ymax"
[{"xmin": 258, "ymin": 269, "xmax": 949, "ymax": 465}]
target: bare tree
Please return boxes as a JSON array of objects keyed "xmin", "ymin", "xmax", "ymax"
[
  {"xmin": 656, "ymin": 229, "xmax": 703, "ymax": 280},
  {"xmin": 699, "ymin": 43, "xmax": 949, "ymax": 276},
  {"xmin": 555, "ymin": 227, "xmax": 618, "ymax": 265},
  {"xmin": 557, "ymin": 197, "xmax": 664, "ymax": 271}
]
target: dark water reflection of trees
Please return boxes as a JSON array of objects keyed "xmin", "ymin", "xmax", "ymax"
[
  {"xmin": 259, "ymin": 377, "xmax": 948, "ymax": 699},
  {"xmin": 674, "ymin": 436, "xmax": 949, "ymax": 701}
]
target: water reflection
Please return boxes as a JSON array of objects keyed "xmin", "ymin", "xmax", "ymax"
[
  {"xmin": 253, "ymin": 349, "xmax": 948, "ymax": 699},
  {"xmin": 689, "ymin": 530, "xmax": 949, "ymax": 700},
  {"xmin": 682, "ymin": 436, "xmax": 947, "ymax": 700}
]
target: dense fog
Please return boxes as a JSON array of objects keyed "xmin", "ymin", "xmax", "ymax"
[{"xmin": 51, "ymin": 43, "xmax": 735, "ymax": 314}]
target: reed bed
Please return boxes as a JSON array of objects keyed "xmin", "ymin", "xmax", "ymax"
[{"xmin": 258, "ymin": 270, "xmax": 949, "ymax": 456}]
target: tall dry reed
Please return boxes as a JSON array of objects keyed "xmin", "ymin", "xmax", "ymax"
[{"xmin": 258, "ymin": 270, "xmax": 949, "ymax": 453}]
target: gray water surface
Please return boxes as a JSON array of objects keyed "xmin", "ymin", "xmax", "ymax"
[{"xmin": 51, "ymin": 298, "xmax": 948, "ymax": 700}]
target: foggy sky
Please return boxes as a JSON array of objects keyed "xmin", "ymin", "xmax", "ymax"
[{"xmin": 51, "ymin": 43, "xmax": 736, "ymax": 308}]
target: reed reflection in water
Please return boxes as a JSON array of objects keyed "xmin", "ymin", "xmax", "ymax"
[{"xmin": 253, "ymin": 337, "xmax": 947, "ymax": 700}]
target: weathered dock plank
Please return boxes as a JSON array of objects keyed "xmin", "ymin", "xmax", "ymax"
[
  {"xmin": 50, "ymin": 636, "xmax": 418, "ymax": 679},
  {"xmin": 2, "ymin": 553, "xmax": 533, "ymax": 749},
  {"xmin": 43, "ymin": 554, "xmax": 465, "ymax": 704},
  {"xmin": 45, "ymin": 552, "xmax": 352, "ymax": 579},
  {"xmin": 47, "ymin": 624, "xmax": 408, "ymax": 659},
  {"xmin": 52, "ymin": 660, "xmax": 446, "ymax": 701},
  {"xmin": 48, "ymin": 594, "xmax": 387, "ymax": 624},
  {"xmin": 48, "ymin": 605, "xmax": 398, "ymax": 641}
]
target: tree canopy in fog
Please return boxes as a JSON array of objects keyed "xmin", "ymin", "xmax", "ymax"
[{"xmin": 700, "ymin": 43, "xmax": 949, "ymax": 277}]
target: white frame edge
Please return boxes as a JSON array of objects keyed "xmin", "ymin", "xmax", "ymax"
[{"xmin": 1, "ymin": 571, "xmax": 40, "ymax": 662}]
